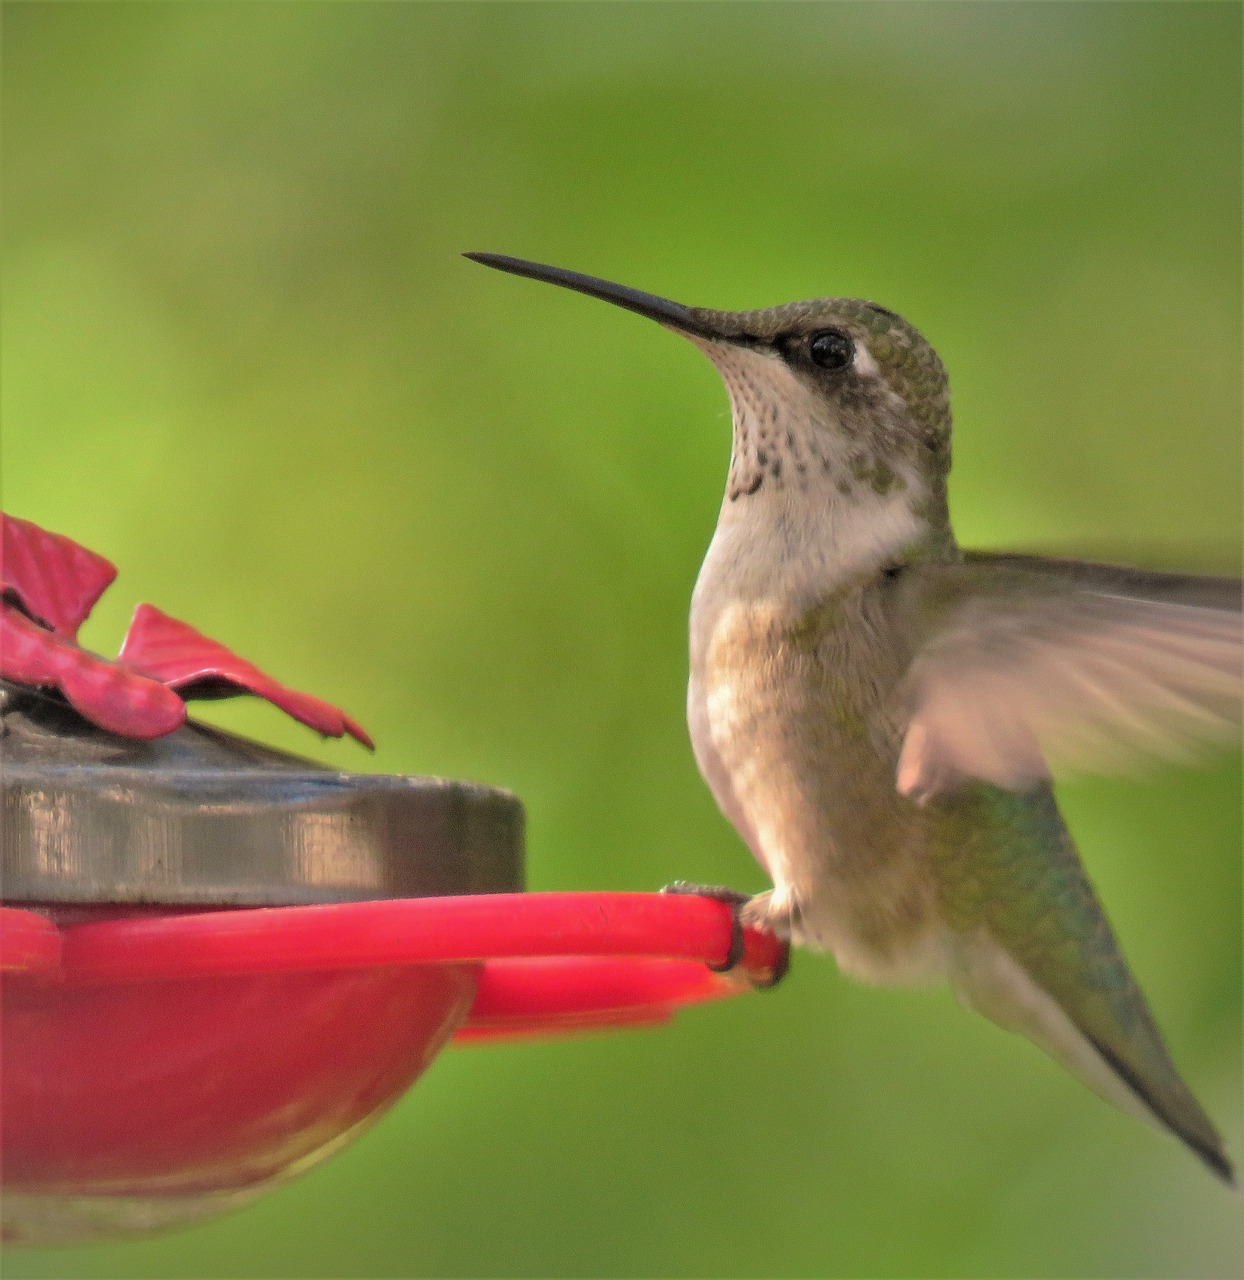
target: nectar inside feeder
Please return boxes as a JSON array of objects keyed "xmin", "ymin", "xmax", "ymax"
[{"xmin": 0, "ymin": 513, "xmax": 786, "ymax": 1246}]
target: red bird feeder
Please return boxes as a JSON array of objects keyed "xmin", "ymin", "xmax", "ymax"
[{"xmin": 0, "ymin": 516, "xmax": 786, "ymax": 1244}]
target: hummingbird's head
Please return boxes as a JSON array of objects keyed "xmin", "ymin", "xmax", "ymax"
[
  {"xmin": 465, "ymin": 255, "xmax": 952, "ymax": 529},
  {"xmin": 688, "ymin": 294, "xmax": 951, "ymax": 507}
]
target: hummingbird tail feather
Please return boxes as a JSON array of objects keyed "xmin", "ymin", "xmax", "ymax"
[{"xmin": 951, "ymin": 934, "xmax": 1234, "ymax": 1184}]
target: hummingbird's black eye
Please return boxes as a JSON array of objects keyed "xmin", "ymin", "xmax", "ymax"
[{"xmin": 808, "ymin": 330, "xmax": 854, "ymax": 370}]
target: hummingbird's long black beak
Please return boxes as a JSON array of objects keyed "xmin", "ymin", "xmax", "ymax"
[{"xmin": 464, "ymin": 253, "xmax": 726, "ymax": 342}]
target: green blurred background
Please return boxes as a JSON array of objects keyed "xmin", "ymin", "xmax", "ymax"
[{"xmin": 3, "ymin": 3, "xmax": 1240, "ymax": 1276}]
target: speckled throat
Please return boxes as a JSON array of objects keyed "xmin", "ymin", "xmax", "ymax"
[{"xmin": 708, "ymin": 339, "xmax": 928, "ymax": 511}]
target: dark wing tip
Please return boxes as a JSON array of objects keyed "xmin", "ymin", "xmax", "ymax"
[
  {"xmin": 1187, "ymin": 1134, "xmax": 1237, "ymax": 1187},
  {"xmin": 1088, "ymin": 1034, "xmax": 1236, "ymax": 1186},
  {"xmin": 1207, "ymin": 1149, "xmax": 1238, "ymax": 1188}
]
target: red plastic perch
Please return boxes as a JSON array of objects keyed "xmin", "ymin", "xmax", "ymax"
[{"xmin": 0, "ymin": 893, "xmax": 786, "ymax": 1039}]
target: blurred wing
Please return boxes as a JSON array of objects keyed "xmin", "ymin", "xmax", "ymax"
[{"xmin": 890, "ymin": 553, "xmax": 1243, "ymax": 799}]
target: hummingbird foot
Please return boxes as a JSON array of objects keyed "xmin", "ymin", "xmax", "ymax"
[
  {"xmin": 739, "ymin": 889, "xmax": 796, "ymax": 938},
  {"xmin": 660, "ymin": 881, "xmax": 790, "ymax": 986}
]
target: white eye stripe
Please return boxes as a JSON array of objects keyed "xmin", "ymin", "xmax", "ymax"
[{"xmin": 853, "ymin": 340, "xmax": 880, "ymax": 378}]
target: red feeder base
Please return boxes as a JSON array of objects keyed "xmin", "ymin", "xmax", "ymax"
[{"xmin": 1, "ymin": 894, "xmax": 785, "ymax": 1244}]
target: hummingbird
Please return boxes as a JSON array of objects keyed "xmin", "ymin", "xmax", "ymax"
[{"xmin": 465, "ymin": 252, "xmax": 1242, "ymax": 1182}]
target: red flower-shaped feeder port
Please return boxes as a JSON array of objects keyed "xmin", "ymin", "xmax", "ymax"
[
  {"xmin": 0, "ymin": 515, "xmax": 788, "ymax": 1246},
  {"xmin": 1, "ymin": 511, "xmax": 372, "ymax": 745}
]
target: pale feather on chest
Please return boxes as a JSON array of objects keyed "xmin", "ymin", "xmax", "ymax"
[
  {"xmin": 691, "ymin": 483, "xmax": 925, "ymax": 660},
  {"xmin": 688, "ymin": 530, "xmax": 946, "ymax": 985},
  {"xmin": 688, "ymin": 475, "xmax": 928, "ymax": 841},
  {"xmin": 688, "ymin": 489, "xmax": 917, "ymax": 851}
]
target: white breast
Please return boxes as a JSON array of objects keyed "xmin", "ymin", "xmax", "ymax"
[{"xmin": 690, "ymin": 482, "xmax": 923, "ymax": 660}]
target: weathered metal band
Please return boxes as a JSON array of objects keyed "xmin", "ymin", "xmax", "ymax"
[{"xmin": 0, "ymin": 681, "xmax": 524, "ymax": 906}]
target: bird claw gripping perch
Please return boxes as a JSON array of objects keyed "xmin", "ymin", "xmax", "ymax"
[
  {"xmin": 660, "ymin": 881, "xmax": 790, "ymax": 987},
  {"xmin": 0, "ymin": 513, "xmax": 372, "ymax": 746}
]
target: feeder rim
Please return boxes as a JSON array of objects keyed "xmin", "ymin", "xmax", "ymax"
[{"xmin": 0, "ymin": 893, "xmax": 788, "ymax": 1041}]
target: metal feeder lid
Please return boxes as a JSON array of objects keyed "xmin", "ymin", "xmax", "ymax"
[{"xmin": 0, "ymin": 680, "xmax": 524, "ymax": 907}]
